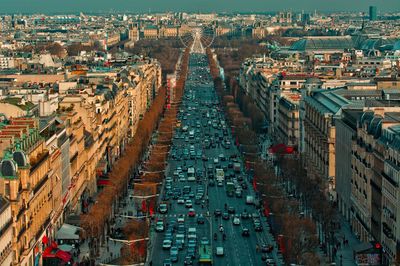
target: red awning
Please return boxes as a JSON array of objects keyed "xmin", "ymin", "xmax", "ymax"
[
  {"xmin": 268, "ymin": 143, "xmax": 295, "ymax": 154},
  {"xmin": 42, "ymin": 235, "xmax": 49, "ymax": 244},
  {"xmin": 56, "ymin": 250, "xmax": 72, "ymax": 262}
]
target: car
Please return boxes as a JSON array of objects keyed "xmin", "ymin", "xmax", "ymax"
[
  {"xmin": 163, "ymin": 239, "xmax": 172, "ymax": 249},
  {"xmin": 217, "ymin": 181, "xmax": 223, "ymax": 187},
  {"xmin": 209, "ymin": 179, "xmax": 215, "ymax": 186},
  {"xmin": 265, "ymin": 257, "xmax": 276, "ymax": 265},
  {"xmin": 222, "ymin": 212, "xmax": 229, "ymax": 220},
  {"xmin": 159, "ymin": 203, "xmax": 168, "ymax": 214},
  {"xmin": 216, "ymin": 246, "xmax": 224, "ymax": 256},
  {"xmin": 179, "ymin": 174, "xmax": 186, "ymax": 182},
  {"xmin": 241, "ymin": 210, "xmax": 250, "ymax": 219},
  {"xmin": 200, "ymin": 237, "xmax": 210, "ymax": 245},
  {"xmin": 185, "ymin": 200, "xmax": 193, "ymax": 208},
  {"xmin": 261, "ymin": 244, "xmax": 274, "ymax": 253},
  {"xmin": 228, "ymin": 206, "xmax": 235, "ymax": 214},
  {"xmin": 177, "ymin": 197, "xmax": 185, "ymax": 204},
  {"xmin": 214, "ymin": 209, "xmax": 222, "ymax": 217},
  {"xmin": 177, "ymin": 215, "xmax": 185, "ymax": 224},
  {"xmin": 241, "ymin": 182, "xmax": 248, "ymax": 190},
  {"xmin": 184, "ymin": 256, "xmax": 193, "ymax": 265},
  {"xmin": 242, "ymin": 228, "xmax": 250, "ymax": 236},
  {"xmin": 176, "ymin": 239, "xmax": 184, "ymax": 250},
  {"xmin": 188, "ymin": 208, "xmax": 196, "ymax": 217},
  {"xmin": 156, "ymin": 220, "xmax": 165, "ymax": 232},
  {"xmin": 254, "ymin": 224, "xmax": 263, "ymax": 232},
  {"xmin": 187, "ymin": 248, "xmax": 196, "ymax": 259},
  {"xmin": 233, "ymin": 216, "xmax": 241, "ymax": 225},
  {"xmin": 197, "ymin": 214, "xmax": 206, "ymax": 224},
  {"xmin": 171, "ymin": 253, "xmax": 178, "ymax": 262},
  {"xmin": 163, "ymin": 258, "xmax": 172, "ymax": 266},
  {"xmin": 177, "ymin": 224, "xmax": 185, "ymax": 234},
  {"xmin": 170, "ymin": 246, "xmax": 178, "ymax": 256},
  {"xmin": 235, "ymin": 189, "xmax": 243, "ymax": 198}
]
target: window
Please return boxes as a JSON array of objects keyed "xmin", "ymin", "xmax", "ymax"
[{"xmin": 5, "ymin": 183, "xmax": 10, "ymax": 197}]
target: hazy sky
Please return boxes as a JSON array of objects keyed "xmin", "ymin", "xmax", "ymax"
[{"xmin": 1, "ymin": 0, "xmax": 399, "ymax": 13}]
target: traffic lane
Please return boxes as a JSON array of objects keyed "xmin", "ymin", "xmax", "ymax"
[{"xmin": 207, "ymin": 173, "xmax": 260, "ymax": 266}]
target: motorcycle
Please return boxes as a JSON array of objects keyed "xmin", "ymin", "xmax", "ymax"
[
  {"xmin": 223, "ymin": 233, "xmax": 226, "ymax": 240},
  {"xmin": 214, "ymin": 233, "xmax": 217, "ymax": 240}
]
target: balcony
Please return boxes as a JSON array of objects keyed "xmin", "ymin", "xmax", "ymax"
[
  {"xmin": 382, "ymin": 171, "xmax": 398, "ymax": 188},
  {"xmin": 17, "ymin": 225, "xmax": 27, "ymax": 241},
  {"xmin": 35, "ymin": 216, "xmax": 51, "ymax": 242},
  {"xmin": 32, "ymin": 174, "xmax": 49, "ymax": 195}
]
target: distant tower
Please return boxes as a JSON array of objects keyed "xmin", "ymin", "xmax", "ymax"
[{"xmin": 369, "ymin": 6, "xmax": 377, "ymax": 21}]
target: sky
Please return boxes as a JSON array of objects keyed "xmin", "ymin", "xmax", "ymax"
[{"xmin": 1, "ymin": 0, "xmax": 399, "ymax": 13}]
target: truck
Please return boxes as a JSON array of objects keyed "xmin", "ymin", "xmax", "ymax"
[
  {"xmin": 226, "ymin": 182, "xmax": 235, "ymax": 197},
  {"xmin": 233, "ymin": 162, "xmax": 241, "ymax": 173},
  {"xmin": 216, "ymin": 169, "xmax": 225, "ymax": 183},
  {"xmin": 199, "ymin": 243, "xmax": 212, "ymax": 265}
]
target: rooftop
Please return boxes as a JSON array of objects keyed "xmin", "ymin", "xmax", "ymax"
[
  {"xmin": 0, "ymin": 97, "xmax": 35, "ymax": 111},
  {"xmin": 305, "ymin": 89, "xmax": 351, "ymax": 115},
  {"xmin": 289, "ymin": 36, "xmax": 354, "ymax": 51}
]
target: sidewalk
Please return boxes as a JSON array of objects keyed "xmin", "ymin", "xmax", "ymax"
[
  {"xmin": 333, "ymin": 215, "xmax": 360, "ymax": 266},
  {"xmin": 77, "ymin": 191, "xmax": 142, "ymax": 265}
]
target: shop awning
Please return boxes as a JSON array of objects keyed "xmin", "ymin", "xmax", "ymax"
[{"xmin": 55, "ymin": 223, "xmax": 80, "ymax": 240}]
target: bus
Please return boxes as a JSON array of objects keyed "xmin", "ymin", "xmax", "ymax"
[{"xmin": 199, "ymin": 243, "xmax": 212, "ymax": 265}]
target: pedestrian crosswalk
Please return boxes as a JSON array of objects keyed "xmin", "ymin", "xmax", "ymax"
[{"xmin": 155, "ymin": 212, "xmax": 210, "ymax": 218}]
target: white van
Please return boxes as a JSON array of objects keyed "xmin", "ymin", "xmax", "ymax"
[{"xmin": 187, "ymin": 167, "xmax": 196, "ymax": 182}]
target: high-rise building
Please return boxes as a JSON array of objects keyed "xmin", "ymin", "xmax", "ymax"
[{"xmin": 369, "ymin": 6, "xmax": 377, "ymax": 21}]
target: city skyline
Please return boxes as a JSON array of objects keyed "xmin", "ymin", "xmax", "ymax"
[{"xmin": 1, "ymin": 0, "xmax": 399, "ymax": 13}]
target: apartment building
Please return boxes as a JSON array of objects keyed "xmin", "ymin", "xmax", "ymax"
[
  {"xmin": 142, "ymin": 25, "xmax": 159, "ymax": 39},
  {"xmin": 276, "ymin": 93, "xmax": 300, "ymax": 148},
  {"xmin": 335, "ymin": 109, "xmax": 363, "ymax": 222},
  {"xmin": 303, "ymin": 90, "xmax": 351, "ymax": 199},
  {"xmin": 380, "ymin": 124, "xmax": 400, "ymax": 264},
  {"xmin": 0, "ymin": 118, "xmax": 61, "ymax": 266},
  {"xmin": 348, "ymin": 109, "xmax": 400, "ymax": 265},
  {"xmin": 0, "ymin": 196, "xmax": 13, "ymax": 266},
  {"xmin": 0, "ymin": 55, "xmax": 15, "ymax": 69}
]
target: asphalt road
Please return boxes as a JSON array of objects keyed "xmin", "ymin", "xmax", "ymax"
[{"xmin": 149, "ymin": 53, "xmax": 283, "ymax": 266}]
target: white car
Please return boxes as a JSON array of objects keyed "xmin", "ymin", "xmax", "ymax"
[
  {"xmin": 177, "ymin": 215, "xmax": 185, "ymax": 223},
  {"xmin": 185, "ymin": 200, "xmax": 193, "ymax": 208},
  {"xmin": 163, "ymin": 239, "xmax": 172, "ymax": 249},
  {"xmin": 216, "ymin": 246, "xmax": 224, "ymax": 256},
  {"xmin": 233, "ymin": 217, "xmax": 241, "ymax": 225},
  {"xmin": 177, "ymin": 198, "xmax": 185, "ymax": 204},
  {"xmin": 156, "ymin": 221, "xmax": 164, "ymax": 232}
]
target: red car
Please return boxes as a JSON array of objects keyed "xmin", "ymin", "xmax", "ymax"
[{"xmin": 188, "ymin": 208, "xmax": 196, "ymax": 217}]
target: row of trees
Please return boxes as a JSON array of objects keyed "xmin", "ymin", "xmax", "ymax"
[
  {"xmin": 207, "ymin": 48, "xmax": 320, "ymax": 265},
  {"xmin": 126, "ymin": 39, "xmax": 183, "ymax": 79},
  {"xmin": 115, "ymin": 47, "xmax": 191, "ymax": 264}
]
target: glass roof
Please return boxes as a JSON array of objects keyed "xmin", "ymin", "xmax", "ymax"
[{"xmin": 289, "ymin": 37, "xmax": 354, "ymax": 51}]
